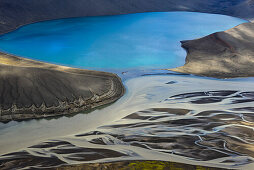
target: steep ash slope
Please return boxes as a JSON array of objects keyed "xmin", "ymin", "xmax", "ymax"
[{"xmin": 0, "ymin": 52, "xmax": 124, "ymax": 122}]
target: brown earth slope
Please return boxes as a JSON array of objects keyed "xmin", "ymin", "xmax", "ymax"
[{"xmin": 171, "ymin": 22, "xmax": 254, "ymax": 78}]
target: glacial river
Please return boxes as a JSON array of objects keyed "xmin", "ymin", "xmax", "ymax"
[{"xmin": 0, "ymin": 12, "xmax": 253, "ymax": 169}]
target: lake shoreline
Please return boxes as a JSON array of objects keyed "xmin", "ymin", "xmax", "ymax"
[
  {"xmin": 0, "ymin": 1, "xmax": 254, "ymax": 169},
  {"xmin": 0, "ymin": 10, "xmax": 247, "ymax": 122},
  {"xmin": 0, "ymin": 1, "xmax": 253, "ymax": 120},
  {"xmin": 0, "ymin": 1, "xmax": 254, "ymax": 80}
]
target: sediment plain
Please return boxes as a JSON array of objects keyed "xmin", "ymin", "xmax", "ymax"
[{"xmin": 1, "ymin": 75, "xmax": 254, "ymax": 169}]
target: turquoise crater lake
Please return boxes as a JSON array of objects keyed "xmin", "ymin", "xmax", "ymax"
[{"xmin": 0, "ymin": 12, "xmax": 246, "ymax": 70}]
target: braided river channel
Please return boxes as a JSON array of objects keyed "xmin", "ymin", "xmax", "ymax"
[{"xmin": 0, "ymin": 12, "xmax": 254, "ymax": 169}]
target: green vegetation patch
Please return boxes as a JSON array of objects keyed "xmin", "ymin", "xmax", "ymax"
[
  {"xmin": 57, "ymin": 160, "xmax": 225, "ymax": 170},
  {"xmin": 127, "ymin": 161, "xmax": 221, "ymax": 170}
]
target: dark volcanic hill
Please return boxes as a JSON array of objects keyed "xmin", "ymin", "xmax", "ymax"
[
  {"xmin": 0, "ymin": 52, "xmax": 124, "ymax": 122},
  {"xmin": 0, "ymin": 0, "xmax": 254, "ymax": 35}
]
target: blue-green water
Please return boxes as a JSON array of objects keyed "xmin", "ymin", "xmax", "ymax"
[{"xmin": 0, "ymin": 12, "xmax": 246, "ymax": 70}]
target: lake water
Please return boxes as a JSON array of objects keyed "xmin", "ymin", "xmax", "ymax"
[
  {"xmin": 1, "ymin": 12, "xmax": 254, "ymax": 169},
  {"xmin": 0, "ymin": 12, "xmax": 246, "ymax": 71}
]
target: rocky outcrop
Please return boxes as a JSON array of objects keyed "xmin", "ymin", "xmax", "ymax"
[
  {"xmin": 170, "ymin": 22, "xmax": 254, "ymax": 78},
  {"xmin": 0, "ymin": 0, "xmax": 254, "ymax": 35},
  {"xmin": 0, "ymin": 52, "xmax": 124, "ymax": 122}
]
